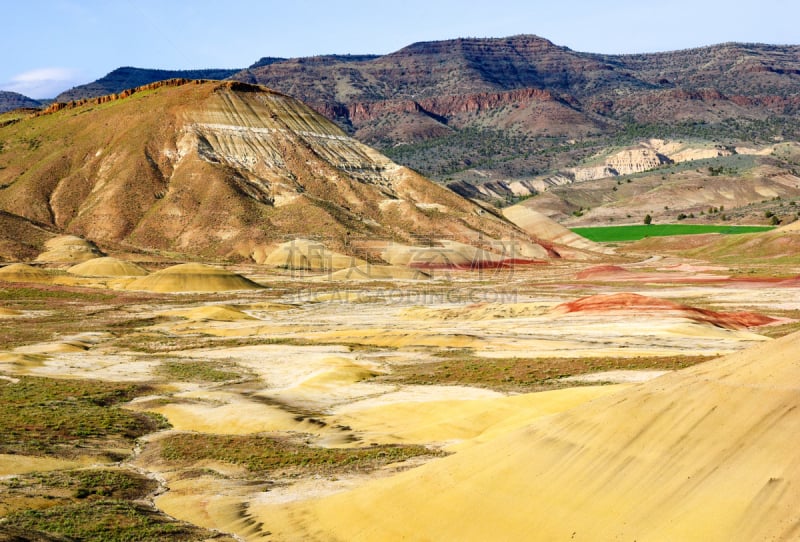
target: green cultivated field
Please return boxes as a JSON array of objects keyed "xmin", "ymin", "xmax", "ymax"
[{"xmin": 571, "ymin": 224, "xmax": 775, "ymax": 242}]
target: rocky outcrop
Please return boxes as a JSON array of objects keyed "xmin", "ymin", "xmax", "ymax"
[
  {"xmin": 305, "ymin": 88, "xmax": 573, "ymax": 133},
  {"xmin": 449, "ymin": 135, "xmax": 748, "ymax": 205},
  {"xmin": 39, "ymin": 79, "xmax": 203, "ymax": 115},
  {"xmin": 55, "ymin": 67, "xmax": 240, "ymax": 102},
  {"xmin": 606, "ymin": 148, "xmax": 671, "ymax": 174},
  {"xmin": 564, "ymin": 141, "xmax": 732, "ymax": 184},
  {"xmin": 448, "ymin": 180, "xmax": 535, "ymax": 201},
  {"xmin": 591, "ymin": 89, "xmax": 800, "ymax": 123},
  {"xmin": 344, "ymin": 88, "xmax": 567, "ymax": 124},
  {"xmin": 448, "ymin": 174, "xmax": 575, "ymax": 202},
  {"xmin": 575, "ymin": 147, "xmax": 673, "ymax": 179}
]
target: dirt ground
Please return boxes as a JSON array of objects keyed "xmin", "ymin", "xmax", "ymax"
[{"xmin": 1, "ymin": 253, "xmax": 798, "ymax": 540}]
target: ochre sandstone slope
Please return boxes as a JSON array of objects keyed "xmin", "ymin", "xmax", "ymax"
[
  {"xmin": 0, "ymin": 80, "xmax": 528, "ymax": 261},
  {"xmin": 254, "ymin": 331, "xmax": 800, "ymax": 541}
]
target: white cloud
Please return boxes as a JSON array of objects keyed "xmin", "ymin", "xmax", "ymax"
[{"xmin": 1, "ymin": 68, "xmax": 84, "ymax": 100}]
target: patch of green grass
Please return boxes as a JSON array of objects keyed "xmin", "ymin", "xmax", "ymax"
[
  {"xmin": 0, "ymin": 376, "xmax": 169, "ymax": 457},
  {"xmin": 1, "ymin": 500, "xmax": 225, "ymax": 542},
  {"xmin": 2, "ymin": 468, "xmax": 157, "ymax": 501},
  {"xmin": 380, "ymin": 355, "xmax": 716, "ymax": 392},
  {"xmin": 0, "ymin": 285, "xmax": 167, "ymax": 349},
  {"xmin": 110, "ymin": 333, "xmax": 311, "ymax": 353},
  {"xmin": 156, "ymin": 360, "xmax": 242, "ymax": 382},
  {"xmin": 0, "ymin": 286, "xmax": 113, "ymax": 303},
  {"xmin": 571, "ymin": 224, "xmax": 775, "ymax": 242},
  {"xmin": 159, "ymin": 433, "xmax": 442, "ymax": 476}
]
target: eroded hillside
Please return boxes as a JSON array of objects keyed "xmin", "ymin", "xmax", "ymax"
[{"xmin": 0, "ymin": 80, "xmax": 527, "ymax": 262}]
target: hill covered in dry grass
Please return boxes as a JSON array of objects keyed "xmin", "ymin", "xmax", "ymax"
[{"xmin": 0, "ymin": 80, "xmax": 524, "ymax": 262}]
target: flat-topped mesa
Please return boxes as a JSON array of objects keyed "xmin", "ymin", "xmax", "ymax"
[{"xmin": 391, "ymin": 34, "xmax": 560, "ymax": 57}]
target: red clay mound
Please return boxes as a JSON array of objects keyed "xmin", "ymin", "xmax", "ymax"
[
  {"xmin": 777, "ymin": 275, "xmax": 800, "ymax": 287},
  {"xmin": 574, "ymin": 265, "xmax": 634, "ymax": 280},
  {"xmin": 554, "ymin": 293, "xmax": 680, "ymax": 313},
  {"xmin": 712, "ymin": 275, "xmax": 800, "ymax": 288},
  {"xmin": 409, "ymin": 257, "xmax": 546, "ymax": 270},
  {"xmin": 552, "ymin": 293, "xmax": 783, "ymax": 329},
  {"xmin": 722, "ymin": 312, "xmax": 782, "ymax": 327},
  {"xmin": 575, "ymin": 265, "xmax": 730, "ymax": 283}
]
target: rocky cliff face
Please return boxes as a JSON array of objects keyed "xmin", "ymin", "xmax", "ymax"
[
  {"xmin": 572, "ymin": 147, "xmax": 672, "ymax": 181},
  {"xmin": 344, "ymin": 88, "xmax": 567, "ymax": 124},
  {"xmin": 224, "ymin": 35, "xmax": 800, "ymax": 190},
  {"xmin": 234, "ymin": 36, "xmax": 800, "ymax": 127}
]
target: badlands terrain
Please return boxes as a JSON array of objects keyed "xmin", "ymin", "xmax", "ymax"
[
  {"xmin": 0, "ymin": 77, "xmax": 798, "ymax": 541},
  {"xmin": 0, "ymin": 232, "xmax": 798, "ymax": 541},
  {"xmin": 7, "ymin": 35, "xmax": 799, "ymax": 206}
]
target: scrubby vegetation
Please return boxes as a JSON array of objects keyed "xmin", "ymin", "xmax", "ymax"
[
  {"xmin": 0, "ymin": 284, "xmax": 164, "ymax": 348},
  {"xmin": 1, "ymin": 500, "xmax": 227, "ymax": 542},
  {"xmin": 381, "ymin": 118, "xmax": 800, "ymax": 186},
  {"xmin": 158, "ymin": 433, "xmax": 442, "ymax": 476},
  {"xmin": 1, "ymin": 468, "xmax": 157, "ymax": 506},
  {"xmin": 156, "ymin": 360, "xmax": 244, "ymax": 383},
  {"xmin": 0, "ymin": 376, "xmax": 168, "ymax": 457},
  {"xmin": 383, "ymin": 128, "xmax": 602, "ymax": 180},
  {"xmin": 377, "ymin": 352, "xmax": 715, "ymax": 392}
]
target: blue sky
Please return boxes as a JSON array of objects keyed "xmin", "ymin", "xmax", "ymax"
[{"xmin": 3, "ymin": 0, "xmax": 798, "ymax": 99}]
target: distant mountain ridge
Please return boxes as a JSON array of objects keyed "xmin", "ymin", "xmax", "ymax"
[
  {"xmin": 235, "ymin": 36, "xmax": 800, "ymax": 111},
  {"xmin": 0, "ymin": 91, "xmax": 41, "ymax": 113},
  {"xmin": 54, "ymin": 67, "xmax": 240, "ymax": 102},
  {"xmin": 229, "ymin": 35, "xmax": 800, "ymax": 187},
  {"xmin": 40, "ymin": 35, "xmax": 800, "ymax": 194}
]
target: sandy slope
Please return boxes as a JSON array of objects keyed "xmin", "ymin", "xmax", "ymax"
[
  {"xmin": 124, "ymin": 263, "xmax": 262, "ymax": 292},
  {"xmin": 502, "ymin": 205, "xmax": 612, "ymax": 254},
  {"xmin": 0, "ymin": 263, "xmax": 52, "ymax": 283},
  {"xmin": 251, "ymin": 331, "xmax": 800, "ymax": 541},
  {"xmin": 152, "ymin": 384, "xmax": 623, "ymax": 538},
  {"xmin": 329, "ymin": 385, "xmax": 626, "ymax": 449},
  {"xmin": 34, "ymin": 235, "xmax": 104, "ymax": 263},
  {"xmin": 67, "ymin": 256, "xmax": 148, "ymax": 277},
  {"xmin": 0, "ymin": 454, "xmax": 104, "ymax": 476}
]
